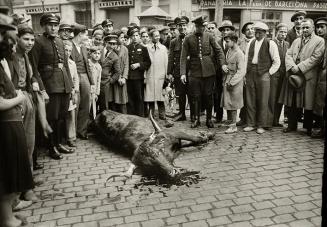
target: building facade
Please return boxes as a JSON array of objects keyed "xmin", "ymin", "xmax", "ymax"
[{"xmin": 12, "ymin": 0, "xmax": 327, "ymax": 37}]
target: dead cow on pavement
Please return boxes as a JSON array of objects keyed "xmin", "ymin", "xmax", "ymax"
[{"xmin": 94, "ymin": 110, "xmax": 215, "ymax": 182}]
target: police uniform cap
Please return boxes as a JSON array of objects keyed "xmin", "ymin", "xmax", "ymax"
[
  {"xmin": 167, "ymin": 22, "xmax": 177, "ymax": 29},
  {"xmin": 104, "ymin": 34, "xmax": 118, "ymax": 42},
  {"xmin": 192, "ymin": 15, "xmax": 208, "ymax": 26},
  {"xmin": 72, "ymin": 23, "xmax": 87, "ymax": 36},
  {"xmin": 276, "ymin": 23, "xmax": 288, "ymax": 31},
  {"xmin": 59, "ymin": 23, "xmax": 73, "ymax": 31},
  {"xmin": 127, "ymin": 25, "xmax": 140, "ymax": 37},
  {"xmin": 0, "ymin": 13, "xmax": 16, "ymax": 31},
  {"xmin": 40, "ymin": 13, "xmax": 60, "ymax": 26},
  {"xmin": 253, "ymin": 21, "xmax": 269, "ymax": 31},
  {"xmin": 241, "ymin": 22, "xmax": 254, "ymax": 34},
  {"xmin": 314, "ymin": 17, "xmax": 327, "ymax": 26},
  {"xmin": 102, "ymin": 19, "xmax": 113, "ymax": 27},
  {"xmin": 218, "ymin": 20, "xmax": 235, "ymax": 32},
  {"xmin": 291, "ymin": 11, "xmax": 306, "ymax": 22}
]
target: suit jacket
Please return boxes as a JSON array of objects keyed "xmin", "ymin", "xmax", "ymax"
[
  {"xmin": 180, "ymin": 31, "xmax": 225, "ymax": 78},
  {"xmin": 71, "ymin": 43, "xmax": 94, "ymax": 85},
  {"xmin": 168, "ymin": 35, "xmax": 184, "ymax": 77},
  {"xmin": 273, "ymin": 38, "xmax": 289, "ymax": 75},
  {"xmin": 217, "ymin": 38, "xmax": 228, "ymax": 56},
  {"xmin": 29, "ymin": 34, "xmax": 72, "ymax": 94},
  {"xmin": 127, "ymin": 42, "xmax": 151, "ymax": 80},
  {"xmin": 7, "ymin": 53, "xmax": 33, "ymax": 93},
  {"xmin": 286, "ymin": 27, "xmax": 298, "ymax": 46}
]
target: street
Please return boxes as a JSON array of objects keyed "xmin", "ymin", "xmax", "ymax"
[{"xmin": 15, "ymin": 121, "xmax": 323, "ymax": 227}]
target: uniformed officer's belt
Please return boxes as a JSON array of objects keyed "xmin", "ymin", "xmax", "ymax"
[{"xmin": 40, "ymin": 63, "xmax": 64, "ymax": 70}]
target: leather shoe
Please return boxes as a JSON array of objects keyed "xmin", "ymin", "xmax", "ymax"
[
  {"xmin": 311, "ymin": 129, "xmax": 324, "ymax": 138},
  {"xmin": 33, "ymin": 162, "xmax": 44, "ymax": 171},
  {"xmin": 49, "ymin": 147, "xmax": 63, "ymax": 160},
  {"xmin": 67, "ymin": 140, "xmax": 77, "ymax": 147},
  {"xmin": 236, "ymin": 120, "xmax": 246, "ymax": 126},
  {"xmin": 283, "ymin": 127, "xmax": 296, "ymax": 133},
  {"xmin": 191, "ymin": 120, "xmax": 201, "ymax": 128},
  {"xmin": 174, "ymin": 114, "xmax": 186, "ymax": 122},
  {"xmin": 206, "ymin": 119, "xmax": 214, "ymax": 128},
  {"xmin": 57, "ymin": 144, "xmax": 75, "ymax": 154},
  {"xmin": 77, "ymin": 133, "xmax": 88, "ymax": 140}
]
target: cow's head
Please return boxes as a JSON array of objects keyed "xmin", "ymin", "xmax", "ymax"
[{"xmin": 131, "ymin": 111, "xmax": 181, "ymax": 179}]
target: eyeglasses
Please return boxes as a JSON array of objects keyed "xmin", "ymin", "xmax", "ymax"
[{"xmin": 142, "ymin": 36, "xmax": 149, "ymax": 38}]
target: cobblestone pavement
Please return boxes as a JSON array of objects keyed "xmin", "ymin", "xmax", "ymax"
[{"xmin": 16, "ymin": 120, "xmax": 323, "ymax": 227}]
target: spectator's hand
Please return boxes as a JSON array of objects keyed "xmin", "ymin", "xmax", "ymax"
[
  {"xmin": 226, "ymin": 83, "xmax": 233, "ymax": 91},
  {"xmin": 222, "ymin": 65, "xmax": 229, "ymax": 73},
  {"xmin": 41, "ymin": 90, "xmax": 49, "ymax": 104},
  {"xmin": 90, "ymin": 85, "xmax": 95, "ymax": 94},
  {"xmin": 93, "ymin": 94, "xmax": 98, "ymax": 102},
  {"xmin": 16, "ymin": 90, "xmax": 26, "ymax": 103},
  {"xmin": 180, "ymin": 75, "xmax": 187, "ymax": 84},
  {"xmin": 72, "ymin": 93, "xmax": 78, "ymax": 104},
  {"xmin": 32, "ymin": 82, "xmax": 40, "ymax": 91},
  {"xmin": 167, "ymin": 74, "xmax": 174, "ymax": 82},
  {"xmin": 291, "ymin": 65, "xmax": 299, "ymax": 74},
  {"xmin": 130, "ymin": 63, "xmax": 140, "ymax": 70}
]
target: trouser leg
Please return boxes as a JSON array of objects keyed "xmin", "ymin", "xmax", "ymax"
[
  {"xmin": 256, "ymin": 72, "xmax": 271, "ymax": 128},
  {"xmin": 287, "ymin": 106, "xmax": 300, "ymax": 130},
  {"xmin": 303, "ymin": 110, "xmax": 313, "ymax": 131},
  {"xmin": 245, "ymin": 69, "xmax": 256, "ymax": 127},
  {"xmin": 228, "ymin": 110, "xmax": 237, "ymax": 124},
  {"xmin": 66, "ymin": 110, "xmax": 76, "ymax": 142},
  {"xmin": 239, "ymin": 85, "xmax": 247, "ymax": 122},
  {"xmin": 215, "ymin": 82, "xmax": 223, "ymax": 122},
  {"xmin": 158, "ymin": 101, "xmax": 166, "ymax": 119},
  {"xmin": 77, "ymin": 74, "xmax": 91, "ymax": 137},
  {"xmin": 178, "ymin": 94, "xmax": 186, "ymax": 117},
  {"xmin": 204, "ymin": 94, "xmax": 213, "ymax": 121}
]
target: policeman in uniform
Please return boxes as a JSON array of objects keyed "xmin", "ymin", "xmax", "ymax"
[
  {"xmin": 127, "ymin": 27, "xmax": 151, "ymax": 117},
  {"xmin": 167, "ymin": 16, "xmax": 189, "ymax": 121},
  {"xmin": 29, "ymin": 13, "xmax": 73, "ymax": 159},
  {"xmin": 180, "ymin": 15, "xmax": 226, "ymax": 128}
]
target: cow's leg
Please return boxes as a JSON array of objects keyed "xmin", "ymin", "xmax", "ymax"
[
  {"xmin": 106, "ymin": 163, "xmax": 136, "ymax": 182},
  {"xmin": 172, "ymin": 131, "xmax": 215, "ymax": 145}
]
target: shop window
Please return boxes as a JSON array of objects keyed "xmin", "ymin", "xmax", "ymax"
[
  {"xmin": 75, "ymin": 10, "xmax": 91, "ymax": 28},
  {"xmin": 262, "ymin": 11, "xmax": 281, "ymax": 39}
]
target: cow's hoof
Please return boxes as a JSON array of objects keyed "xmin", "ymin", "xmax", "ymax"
[
  {"xmin": 191, "ymin": 121, "xmax": 200, "ymax": 128},
  {"xmin": 206, "ymin": 120, "xmax": 214, "ymax": 128}
]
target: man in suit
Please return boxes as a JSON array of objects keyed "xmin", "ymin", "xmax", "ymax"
[
  {"xmin": 167, "ymin": 16, "xmax": 189, "ymax": 122},
  {"xmin": 29, "ymin": 13, "xmax": 73, "ymax": 159},
  {"xmin": 244, "ymin": 21, "xmax": 280, "ymax": 134},
  {"xmin": 286, "ymin": 11, "xmax": 306, "ymax": 45},
  {"xmin": 213, "ymin": 20, "xmax": 235, "ymax": 124},
  {"xmin": 270, "ymin": 23, "xmax": 289, "ymax": 127},
  {"xmin": 127, "ymin": 28, "xmax": 151, "ymax": 117},
  {"xmin": 280, "ymin": 18, "xmax": 325, "ymax": 135},
  {"xmin": 71, "ymin": 23, "xmax": 95, "ymax": 140},
  {"xmin": 180, "ymin": 15, "xmax": 226, "ymax": 128}
]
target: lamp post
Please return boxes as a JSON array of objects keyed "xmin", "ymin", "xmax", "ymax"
[{"xmin": 41, "ymin": 0, "xmax": 45, "ymax": 13}]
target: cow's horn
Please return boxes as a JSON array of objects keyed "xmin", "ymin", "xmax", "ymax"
[{"xmin": 149, "ymin": 110, "xmax": 162, "ymax": 132}]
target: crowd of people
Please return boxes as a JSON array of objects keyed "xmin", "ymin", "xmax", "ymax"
[{"xmin": 0, "ymin": 7, "xmax": 326, "ymax": 226}]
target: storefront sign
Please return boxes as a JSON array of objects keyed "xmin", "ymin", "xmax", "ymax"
[
  {"xmin": 99, "ymin": 0, "xmax": 134, "ymax": 8},
  {"xmin": 26, "ymin": 5, "xmax": 60, "ymax": 14},
  {"xmin": 200, "ymin": 0, "xmax": 327, "ymax": 11}
]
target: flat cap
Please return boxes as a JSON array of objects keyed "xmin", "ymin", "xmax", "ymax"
[
  {"xmin": 72, "ymin": 23, "xmax": 87, "ymax": 35},
  {"xmin": 175, "ymin": 16, "xmax": 189, "ymax": 25},
  {"xmin": 253, "ymin": 21, "xmax": 269, "ymax": 31},
  {"xmin": 241, "ymin": 22, "xmax": 253, "ymax": 34},
  {"xmin": 40, "ymin": 13, "xmax": 60, "ymax": 26},
  {"xmin": 102, "ymin": 19, "xmax": 113, "ymax": 27},
  {"xmin": 104, "ymin": 34, "xmax": 118, "ymax": 42},
  {"xmin": 59, "ymin": 23, "xmax": 73, "ymax": 31},
  {"xmin": 314, "ymin": 17, "xmax": 327, "ymax": 26},
  {"xmin": 0, "ymin": 13, "xmax": 16, "ymax": 31},
  {"xmin": 291, "ymin": 11, "xmax": 306, "ymax": 22},
  {"xmin": 276, "ymin": 23, "xmax": 288, "ymax": 31},
  {"xmin": 218, "ymin": 20, "xmax": 235, "ymax": 32},
  {"xmin": 192, "ymin": 15, "xmax": 208, "ymax": 25}
]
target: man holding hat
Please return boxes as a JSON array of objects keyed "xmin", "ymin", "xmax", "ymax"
[
  {"xmin": 167, "ymin": 16, "xmax": 189, "ymax": 121},
  {"xmin": 236, "ymin": 21, "xmax": 255, "ymax": 127},
  {"xmin": 311, "ymin": 17, "xmax": 327, "ymax": 138},
  {"xmin": 127, "ymin": 27, "xmax": 151, "ymax": 117},
  {"xmin": 59, "ymin": 23, "xmax": 73, "ymax": 40},
  {"xmin": 102, "ymin": 19, "xmax": 114, "ymax": 36},
  {"xmin": 280, "ymin": 18, "xmax": 325, "ymax": 135},
  {"xmin": 180, "ymin": 15, "xmax": 226, "ymax": 128},
  {"xmin": 270, "ymin": 23, "xmax": 289, "ymax": 127},
  {"xmin": 29, "ymin": 13, "xmax": 73, "ymax": 159},
  {"xmin": 286, "ymin": 11, "xmax": 306, "ymax": 45},
  {"xmin": 71, "ymin": 23, "xmax": 95, "ymax": 140},
  {"xmin": 244, "ymin": 21, "xmax": 280, "ymax": 134}
]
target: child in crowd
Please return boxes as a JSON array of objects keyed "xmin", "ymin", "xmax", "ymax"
[
  {"xmin": 88, "ymin": 46, "xmax": 102, "ymax": 118},
  {"xmin": 221, "ymin": 32, "xmax": 246, "ymax": 134},
  {"xmin": 63, "ymin": 40, "xmax": 79, "ymax": 147}
]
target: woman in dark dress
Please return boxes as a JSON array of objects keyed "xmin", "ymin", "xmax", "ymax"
[{"xmin": 0, "ymin": 22, "xmax": 34, "ymax": 227}]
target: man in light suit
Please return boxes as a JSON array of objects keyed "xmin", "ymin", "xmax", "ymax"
[
  {"xmin": 71, "ymin": 24, "xmax": 95, "ymax": 140},
  {"xmin": 280, "ymin": 18, "xmax": 325, "ymax": 135}
]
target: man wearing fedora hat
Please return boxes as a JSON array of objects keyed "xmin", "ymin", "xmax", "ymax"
[
  {"xmin": 71, "ymin": 23, "xmax": 95, "ymax": 140},
  {"xmin": 244, "ymin": 21, "xmax": 280, "ymax": 134},
  {"xmin": 286, "ymin": 11, "xmax": 306, "ymax": 45},
  {"xmin": 29, "ymin": 13, "xmax": 73, "ymax": 159},
  {"xmin": 311, "ymin": 17, "xmax": 327, "ymax": 138},
  {"xmin": 167, "ymin": 16, "xmax": 189, "ymax": 122},
  {"xmin": 180, "ymin": 15, "xmax": 226, "ymax": 128},
  {"xmin": 280, "ymin": 18, "xmax": 325, "ymax": 135}
]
